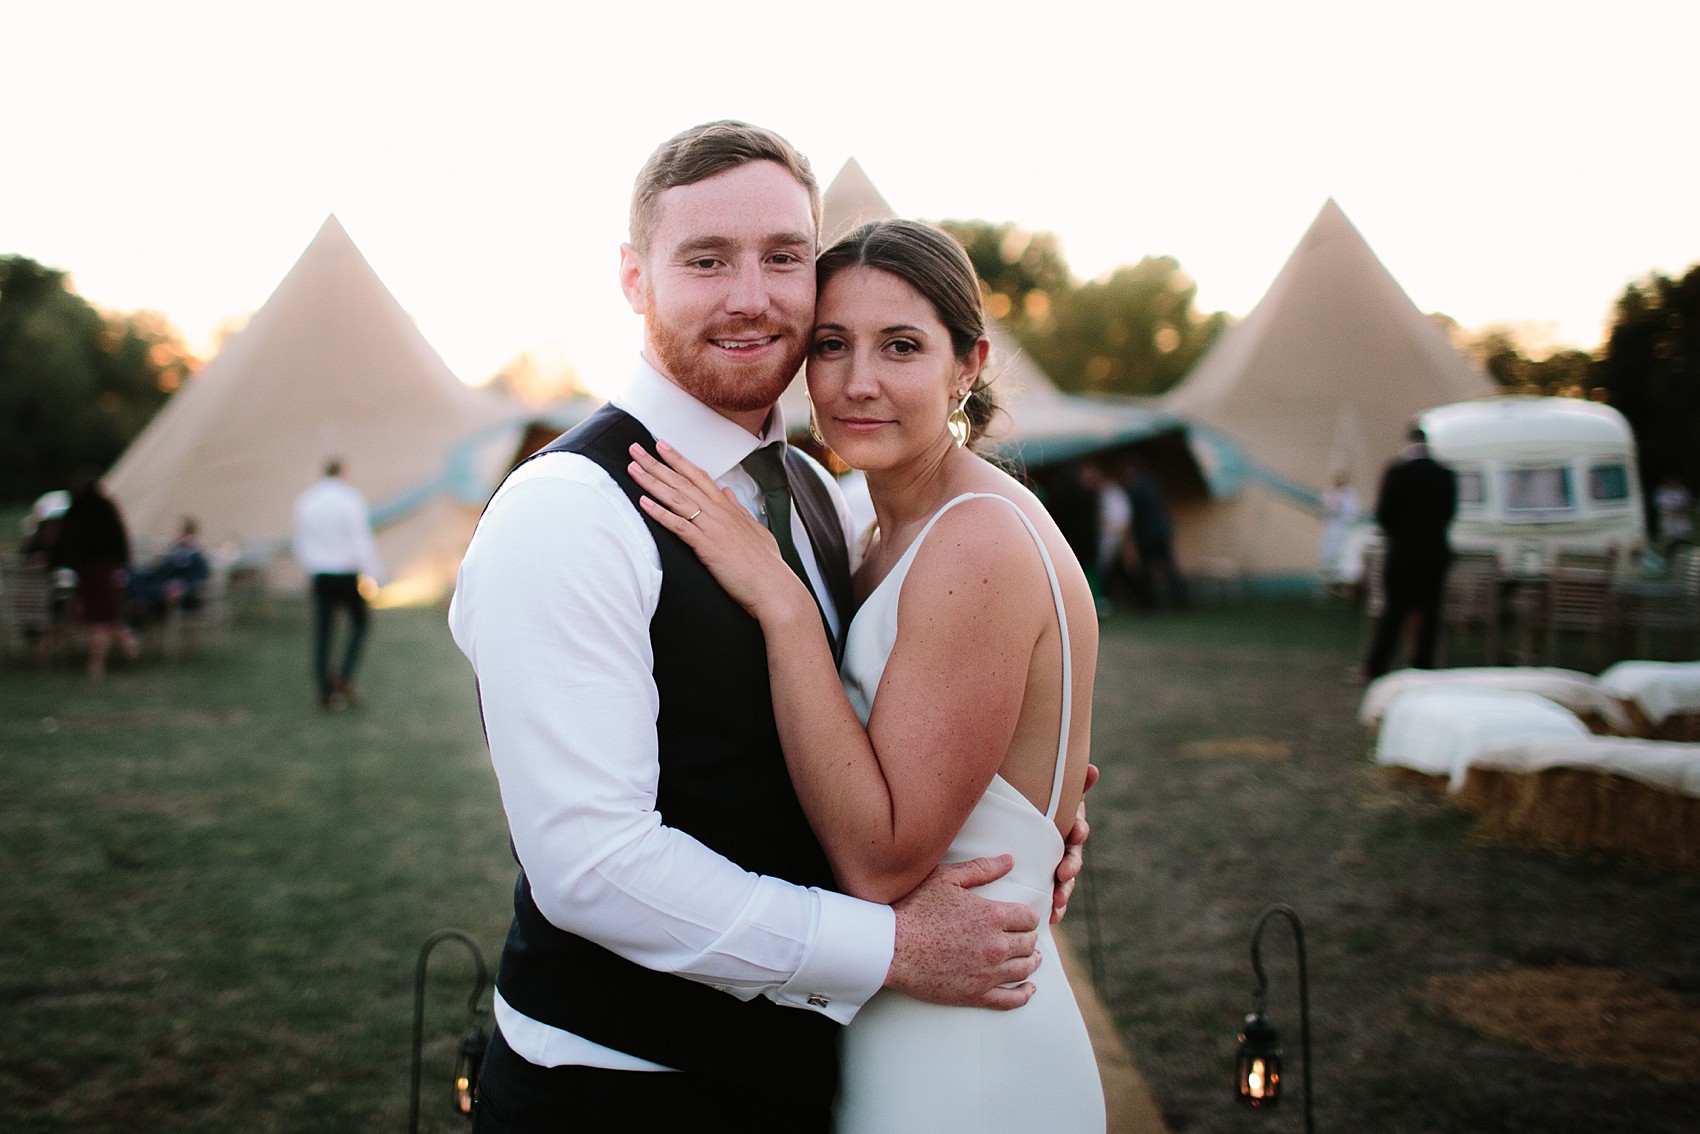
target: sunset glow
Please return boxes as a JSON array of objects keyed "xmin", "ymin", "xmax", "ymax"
[{"xmin": 6, "ymin": 2, "xmax": 1696, "ymax": 392}]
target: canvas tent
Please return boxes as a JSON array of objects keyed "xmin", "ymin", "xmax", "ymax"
[
  {"xmin": 1159, "ymin": 199, "xmax": 1496, "ymax": 585},
  {"xmin": 107, "ymin": 216, "xmax": 521, "ymax": 603}
]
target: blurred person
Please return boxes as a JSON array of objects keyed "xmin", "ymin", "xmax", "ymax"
[
  {"xmin": 132, "ymin": 517, "xmax": 211, "ymax": 623},
  {"xmin": 1319, "ymin": 466, "xmax": 1361, "ymax": 595},
  {"xmin": 1121, "ymin": 456, "xmax": 1188, "ymax": 610},
  {"xmin": 52, "ymin": 470, "xmax": 139, "ymax": 678},
  {"xmin": 1654, "ymin": 473, "xmax": 1693, "ymax": 554},
  {"xmin": 1360, "ymin": 426, "xmax": 1457, "ymax": 680},
  {"xmin": 292, "ymin": 459, "xmax": 383, "ymax": 710},
  {"xmin": 1079, "ymin": 461, "xmax": 1132, "ymax": 611}
]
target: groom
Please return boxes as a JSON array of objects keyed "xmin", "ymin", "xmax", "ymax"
[{"xmin": 450, "ymin": 121, "xmax": 1080, "ymax": 1132}]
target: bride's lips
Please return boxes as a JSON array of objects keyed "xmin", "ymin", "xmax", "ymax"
[{"xmin": 834, "ymin": 416, "xmax": 892, "ymax": 435}]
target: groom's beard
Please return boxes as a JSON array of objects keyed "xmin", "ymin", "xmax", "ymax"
[{"xmin": 645, "ymin": 302, "xmax": 808, "ymax": 415}]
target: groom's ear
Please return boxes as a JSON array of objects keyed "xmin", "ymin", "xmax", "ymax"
[{"xmin": 619, "ymin": 243, "xmax": 649, "ymax": 315}]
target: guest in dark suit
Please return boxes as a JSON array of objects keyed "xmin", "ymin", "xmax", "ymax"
[{"xmin": 1363, "ymin": 426, "xmax": 1457, "ymax": 678}]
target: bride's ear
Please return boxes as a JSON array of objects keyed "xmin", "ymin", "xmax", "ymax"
[{"xmin": 958, "ymin": 337, "xmax": 990, "ymax": 388}]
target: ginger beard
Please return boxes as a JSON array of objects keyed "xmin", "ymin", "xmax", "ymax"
[{"xmin": 644, "ymin": 282, "xmax": 809, "ymax": 415}]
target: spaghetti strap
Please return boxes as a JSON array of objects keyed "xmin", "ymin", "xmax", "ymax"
[{"xmin": 918, "ymin": 494, "xmax": 1073, "ymax": 821}]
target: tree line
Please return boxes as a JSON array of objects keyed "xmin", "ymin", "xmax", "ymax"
[
  {"xmin": 1, "ymin": 255, "xmax": 195, "ymax": 504},
  {"xmin": 3, "ymin": 240, "xmax": 1695, "ymax": 506}
]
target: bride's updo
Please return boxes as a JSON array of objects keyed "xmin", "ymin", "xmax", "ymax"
[{"xmin": 815, "ymin": 220, "xmax": 1000, "ymax": 448}]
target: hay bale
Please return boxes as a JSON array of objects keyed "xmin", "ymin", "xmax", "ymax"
[{"xmin": 1456, "ymin": 765, "xmax": 1700, "ymax": 872}]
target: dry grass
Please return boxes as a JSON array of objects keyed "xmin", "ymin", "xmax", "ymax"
[
  {"xmin": 1077, "ymin": 599, "xmax": 1700, "ymax": 1134},
  {"xmin": 1425, "ymin": 965, "xmax": 1700, "ymax": 1084}
]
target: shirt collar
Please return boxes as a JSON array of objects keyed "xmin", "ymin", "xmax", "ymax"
[{"xmin": 610, "ymin": 355, "xmax": 789, "ymax": 480}]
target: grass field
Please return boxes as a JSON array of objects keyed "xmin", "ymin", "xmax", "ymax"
[
  {"xmin": 1084, "ymin": 601, "xmax": 1700, "ymax": 1133},
  {"xmin": 2, "ymin": 594, "xmax": 1697, "ymax": 1132},
  {"xmin": 1, "ymin": 601, "xmax": 513, "ymax": 1133}
]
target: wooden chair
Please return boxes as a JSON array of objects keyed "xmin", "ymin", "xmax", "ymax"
[
  {"xmin": 158, "ymin": 563, "xmax": 232, "ymax": 660},
  {"xmin": 0, "ymin": 558, "xmax": 58, "ymax": 664},
  {"xmin": 1620, "ymin": 547, "xmax": 1700, "ymax": 660},
  {"xmin": 1543, "ymin": 552, "xmax": 1616, "ymax": 670},
  {"xmin": 1359, "ymin": 540, "xmax": 1387, "ymax": 657},
  {"xmin": 1438, "ymin": 550, "xmax": 1501, "ymax": 665}
]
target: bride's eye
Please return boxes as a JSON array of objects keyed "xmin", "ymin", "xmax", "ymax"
[
  {"xmin": 813, "ymin": 336, "xmax": 847, "ymax": 355},
  {"xmin": 887, "ymin": 338, "xmax": 920, "ymax": 355}
]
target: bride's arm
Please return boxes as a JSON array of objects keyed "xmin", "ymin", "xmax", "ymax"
[{"xmin": 629, "ymin": 443, "xmax": 1045, "ymax": 904}]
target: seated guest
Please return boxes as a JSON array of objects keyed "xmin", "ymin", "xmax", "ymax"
[{"xmin": 133, "ymin": 518, "xmax": 212, "ymax": 623}]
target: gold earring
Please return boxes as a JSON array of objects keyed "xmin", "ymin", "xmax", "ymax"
[
  {"xmin": 947, "ymin": 390, "xmax": 972, "ymax": 448},
  {"xmin": 805, "ymin": 390, "xmax": 826, "ymax": 447}
]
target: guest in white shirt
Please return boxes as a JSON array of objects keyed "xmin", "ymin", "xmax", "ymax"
[
  {"xmin": 448, "ymin": 121, "xmax": 1085, "ymax": 1133},
  {"xmin": 293, "ymin": 458, "xmax": 383, "ymax": 710}
]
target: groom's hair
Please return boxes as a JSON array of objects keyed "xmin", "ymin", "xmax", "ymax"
[{"xmin": 629, "ymin": 120, "xmax": 821, "ymax": 254}]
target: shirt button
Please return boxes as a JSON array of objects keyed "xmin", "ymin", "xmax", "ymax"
[{"xmin": 807, "ymin": 994, "xmax": 830, "ymax": 1008}]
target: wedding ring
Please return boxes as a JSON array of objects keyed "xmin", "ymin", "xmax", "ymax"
[{"xmin": 687, "ymin": 508, "xmax": 703, "ymax": 522}]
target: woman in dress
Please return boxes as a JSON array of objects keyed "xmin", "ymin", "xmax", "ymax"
[
  {"xmin": 53, "ymin": 471, "xmax": 140, "ymax": 678},
  {"xmin": 629, "ymin": 219, "xmax": 1105, "ymax": 1132}
]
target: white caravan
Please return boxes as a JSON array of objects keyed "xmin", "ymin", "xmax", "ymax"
[{"xmin": 1418, "ymin": 396, "xmax": 1646, "ymax": 577}]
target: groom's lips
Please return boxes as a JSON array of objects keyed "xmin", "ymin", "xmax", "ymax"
[{"xmin": 710, "ymin": 334, "xmax": 782, "ymax": 351}]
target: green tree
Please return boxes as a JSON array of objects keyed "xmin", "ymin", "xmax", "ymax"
[
  {"xmin": 937, "ymin": 220, "xmax": 1225, "ymax": 397},
  {"xmin": 0, "ymin": 255, "xmax": 191, "ymax": 502},
  {"xmin": 1033, "ymin": 258, "xmax": 1227, "ymax": 396},
  {"xmin": 1596, "ymin": 264, "xmax": 1700, "ymax": 497},
  {"xmin": 1465, "ymin": 328, "xmax": 1597, "ymax": 397}
]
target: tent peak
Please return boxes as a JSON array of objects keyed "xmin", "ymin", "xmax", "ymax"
[{"xmin": 822, "ymin": 157, "xmax": 897, "ymax": 239}]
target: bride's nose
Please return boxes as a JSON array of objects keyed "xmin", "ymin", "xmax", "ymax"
[{"xmin": 842, "ymin": 353, "xmax": 880, "ymax": 399}]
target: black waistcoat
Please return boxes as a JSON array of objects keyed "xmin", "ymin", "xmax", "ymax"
[{"xmin": 489, "ymin": 405, "xmax": 843, "ymax": 1094}]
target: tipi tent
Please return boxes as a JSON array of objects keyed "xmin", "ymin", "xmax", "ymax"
[
  {"xmin": 1160, "ymin": 199, "xmax": 1495, "ymax": 584},
  {"xmin": 107, "ymin": 216, "xmax": 520, "ymax": 602}
]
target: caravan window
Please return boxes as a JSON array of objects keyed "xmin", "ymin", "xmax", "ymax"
[
  {"xmin": 1504, "ymin": 465, "xmax": 1574, "ymax": 515},
  {"xmin": 1454, "ymin": 467, "xmax": 1485, "ymax": 508},
  {"xmin": 1588, "ymin": 463, "xmax": 1631, "ymax": 503}
]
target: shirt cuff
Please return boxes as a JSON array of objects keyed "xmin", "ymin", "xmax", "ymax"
[{"xmin": 772, "ymin": 888, "xmax": 895, "ymax": 1025}]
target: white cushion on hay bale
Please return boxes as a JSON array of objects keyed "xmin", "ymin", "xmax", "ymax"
[
  {"xmin": 1455, "ymin": 734, "xmax": 1700, "ymax": 870},
  {"xmin": 1374, "ymin": 685, "xmax": 1590, "ymax": 789},
  {"xmin": 1596, "ymin": 661, "xmax": 1700, "ymax": 726},
  {"xmin": 1464, "ymin": 734, "xmax": 1700, "ymax": 798},
  {"xmin": 1359, "ymin": 667, "xmax": 1636, "ymax": 734}
]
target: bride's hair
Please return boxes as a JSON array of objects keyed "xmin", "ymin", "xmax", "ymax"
[{"xmin": 815, "ymin": 220, "xmax": 1001, "ymax": 448}]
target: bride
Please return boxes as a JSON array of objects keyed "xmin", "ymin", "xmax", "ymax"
[{"xmin": 629, "ymin": 219, "xmax": 1105, "ymax": 1132}]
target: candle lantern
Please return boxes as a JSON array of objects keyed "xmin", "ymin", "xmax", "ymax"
[
  {"xmin": 409, "ymin": 929, "xmax": 491, "ymax": 1132},
  {"xmin": 1231, "ymin": 903, "xmax": 1313, "ymax": 1132},
  {"xmin": 1235, "ymin": 1010, "xmax": 1282, "ymax": 1107}
]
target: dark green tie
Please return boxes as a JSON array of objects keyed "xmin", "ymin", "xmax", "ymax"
[{"xmin": 740, "ymin": 444, "xmax": 817, "ymax": 601}]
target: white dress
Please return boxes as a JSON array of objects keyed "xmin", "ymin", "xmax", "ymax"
[{"xmin": 834, "ymin": 493, "xmax": 1106, "ymax": 1133}]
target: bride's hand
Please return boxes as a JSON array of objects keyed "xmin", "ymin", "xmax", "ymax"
[{"xmin": 628, "ymin": 441, "xmax": 813, "ymax": 622}]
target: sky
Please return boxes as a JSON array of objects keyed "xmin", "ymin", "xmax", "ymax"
[{"xmin": 6, "ymin": 1, "xmax": 1698, "ymax": 392}]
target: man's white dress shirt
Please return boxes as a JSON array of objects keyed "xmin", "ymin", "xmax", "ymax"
[
  {"xmin": 292, "ymin": 476, "xmax": 384, "ymax": 582},
  {"xmin": 448, "ymin": 359, "xmax": 894, "ymax": 1071}
]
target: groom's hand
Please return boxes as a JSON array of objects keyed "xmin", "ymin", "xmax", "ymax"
[{"xmin": 884, "ymin": 855, "xmax": 1041, "ymax": 1011}]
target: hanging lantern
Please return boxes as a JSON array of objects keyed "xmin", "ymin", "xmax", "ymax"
[
  {"xmin": 452, "ymin": 1024, "xmax": 489, "ymax": 1117},
  {"xmin": 1235, "ymin": 1010, "xmax": 1282, "ymax": 1108}
]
